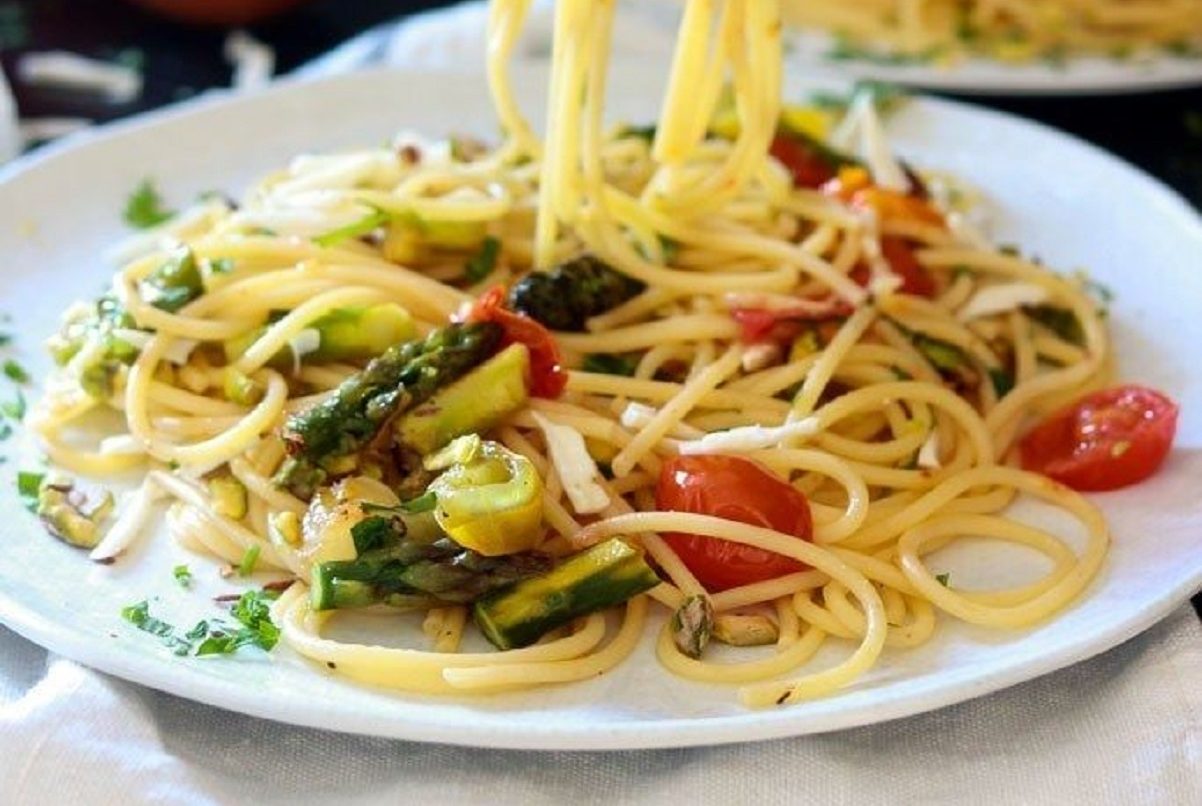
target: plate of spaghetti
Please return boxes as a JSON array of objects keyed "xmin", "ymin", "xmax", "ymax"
[
  {"xmin": 0, "ymin": 0, "xmax": 1199, "ymax": 750},
  {"xmin": 780, "ymin": 0, "xmax": 1202, "ymax": 94}
]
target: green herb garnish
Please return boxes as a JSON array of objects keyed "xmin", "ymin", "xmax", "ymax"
[
  {"xmin": 123, "ymin": 179, "xmax": 175, "ymax": 229},
  {"xmin": 173, "ymin": 564, "xmax": 193, "ymax": 588},
  {"xmin": 464, "ymin": 236, "xmax": 501, "ymax": 283},
  {"xmin": 582, "ymin": 353, "xmax": 640, "ymax": 377},
  {"xmin": 2, "ymin": 390, "xmax": 26, "ymax": 420},
  {"xmin": 3, "ymin": 359, "xmax": 29, "ymax": 384},
  {"xmin": 17, "ymin": 470, "xmax": 44, "ymax": 512}
]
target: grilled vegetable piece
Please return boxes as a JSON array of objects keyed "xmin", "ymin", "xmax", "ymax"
[
  {"xmin": 276, "ymin": 321, "xmax": 503, "ymax": 497},
  {"xmin": 310, "ymin": 535, "xmax": 552, "ymax": 611},
  {"xmin": 395, "ymin": 344, "xmax": 530, "ymax": 456},
  {"xmin": 671, "ymin": 594, "xmax": 714, "ymax": 659},
  {"xmin": 425, "ymin": 435, "xmax": 544, "ymax": 556},
  {"xmin": 47, "ymin": 294, "xmax": 142, "ymax": 400},
  {"xmin": 206, "ymin": 473, "xmax": 248, "ymax": 520},
  {"xmin": 223, "ymin": 303, "xmax": 416, "ymax": 366},
  {"xmin": 473, "ymin": 538, "xmax": 661, "ymax": 651},
  {"xmin": 507, "ymin": 255, "xmax": 645, "ymax": 332},
  {"xmin": 36, "ymin": 475, "xmax": 115, "ymax": 549},
  {"xmin": 712, "ymin": 613, "xmax": 779, "ymax": 647}
]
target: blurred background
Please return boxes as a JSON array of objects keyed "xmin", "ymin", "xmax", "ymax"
[{"xmin": 2, "ymin": 0, "xmax": 1199, "ymax": 209}]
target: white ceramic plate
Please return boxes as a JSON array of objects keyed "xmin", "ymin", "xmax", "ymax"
[
  {"xmin": 785, "ymin": 31, "xmax": 1202, "ymax": 95},
  {"xmin": 0, "ymin": 67, "xmax": 1200, "ymax": 750}
]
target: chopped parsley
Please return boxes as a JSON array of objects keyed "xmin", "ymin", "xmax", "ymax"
[
  {"xmin": 1024, "ymin": 305, "xmax": 1084, "ymax": 345},
  {"xmin": 17, "ymin": 470, "xmax": 43, "ymax": 512},
  {"xmin": 464, "ymin": 236, "xmax": 501, "ymax": 283},
  {"xmin": 582, "ymin": 353, "xmax": 640, "ymax": 377},
  {"xmin": 1, "ymin": 389, "xmax": 25, "ymax": 420},
  {"xmin": 3, "ymin": 359, "xmax": 29, "ymax": 384},
  {"xmin": 935, "ymin": 573, "xmax": 951, "ymax": 587},
  {"xmin": 988, "ymin": 367, "xmax": 1015, "ymax": 399},
  {"xmin": 173, "ymin": 564, "xmax": 193, "ymax": 588},
  {"xmin": 313, "ymin": 209, "xmax": 391, "ymax": 248},
  {"xmin": 119, "ymin": 589, "xmax": 279, "ymax": 658},
  {"xmin": 123, "ymin": 179, "xmax": 176, "ymax": 229}
]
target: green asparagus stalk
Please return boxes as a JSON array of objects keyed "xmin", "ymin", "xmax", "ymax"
[
  {"xmin": 309, "ymin": 537, "xmax": 551, "ymax": 611},
  {"xmin": 507, "ymin": 255, "xmax": 645, "ymax": 332},
  {"xmin": 276, "ymin": 321, "xmax": 503, "ymax": 497}
]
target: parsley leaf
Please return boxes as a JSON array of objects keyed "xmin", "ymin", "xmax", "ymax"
[
  {"xmin": 173, "ymin": 564, "xmax": 193, "ymax": 588},
  {"xmin": 17, "ymin": 470, "xmax": 43, "ymax": 512},
  {"xmin": 464, "ymin": 236, "xmax": 501, "ymax": 283},
  {"xmin": 582, "ymin": 353, "xmax": 640, "ymax": 377},
  {"xmin": 988, "ymin": 368, "xmax": 1015, "ymax": 399},
  {"xmin": 123, "ymin": 179, "xmax": 176, "ymax": 229},
  {"xmin": 3, "ymin": 359, "xmax": 29, "ymax": 384},
  {"xmin": 207, "ymin": 257, "xmax": 236, "ymax": 275},
  {"xmin": 1, "ymin": 389, "xmax": 25, "ymax": 420},
  {"xmin": 935, "ymin": 573, "xmax": 951, "ymax": 587},
  {"xmin": 121, "ymin": 600, "xmax": 192, "ymax": 655}
]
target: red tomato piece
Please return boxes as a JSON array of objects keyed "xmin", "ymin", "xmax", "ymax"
[
  {"xmin": 656, "ymin": 455, "xmax": 813, "ymax": 591},
  {"xmin": 849, "ymin": 237, "xmax": 936, "ymax": 298},
  {"xmin": 465, "ymin": 286, "xmax": 567, "ymax": 398},
  {"xmin": 769, "ymin": 134, "xmax": 838, "ymax": 189},
  {"xmin": 1019, "ymin": 385, "xmax": 1179, "ymax": 492}
]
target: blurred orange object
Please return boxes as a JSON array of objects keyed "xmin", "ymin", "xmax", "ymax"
[{"xmin": 125, "ymin": 0, "xmax": 313, "ymax": 26}]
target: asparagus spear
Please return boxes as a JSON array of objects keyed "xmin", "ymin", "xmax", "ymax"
[
  {"xmin": 310, "ymin": 536, "xmax": 551, "ymax": 610},
  {"xmin": 276, "ymin": 321, "xmax": 503, "ymax": 497},
  {"xmin": 507, "ymin": 255, "xmax": 645, "ymax": 332}
]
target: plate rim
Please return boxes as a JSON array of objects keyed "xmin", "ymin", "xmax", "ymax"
[{"xmin": 0, "ymin": 65, "xmax": 1200, "ymax": 751}]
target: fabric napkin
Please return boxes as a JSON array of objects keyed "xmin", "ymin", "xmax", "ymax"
[{"xmin": 2, "ymin": 3, "xmax": 1200, "ymax": 804}]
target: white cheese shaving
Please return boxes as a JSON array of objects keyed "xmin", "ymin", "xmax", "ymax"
[
  {"xmin": 917, "ymin": 430, "xmax": 942, "ymax": 470},
  {"xmin": 619, "ymin": 401, "xmax": 658, "ymax": 430},
  {"xmin": 110, "ymin": 328, "xmax": 153, "ymax": 351},
  {"xmin": 832, "ymin": 94, "xmax": 910, "ymax": 193},
  {"xmin": 17, "ymin": 51, "xmax": 142, "ymax": 102},
  {"xmin": 531, "ymin": 411, "xmax": 610, "ymax": 515},
  {"xmin": 677, "ymin": 417, "xmax": 821, "ymax": 455},
  {"xmin": 958, "ymin": 282, "xmax": 1049, "ymax": 322},
  {"xmin": 224, "ymin": 30, "xmax": 275, "ymax": 93},
  {"xmin": 99, "ymin": 434, "xmax": 144, "ymax": 456},
  {"xmin": 162, "ymin": 338, "xmax": 199, "ymax": 366},
  {"xmin": 89, "ymin": 479, "xmax": 166, "ymax": 564}
]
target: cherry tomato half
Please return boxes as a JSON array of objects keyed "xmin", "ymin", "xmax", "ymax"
[
  {"xmin": 849, "ymin": 236, "xmax": 936, "ymax": 298},
  {"xmin": 1019, "ymin": 385, "xmax": 1179, "ymax": 492},
  {"xmin": 466, "ymin": 286, "xmax": 567, "ymax": 398},
  {"xmin": 656, "ymin": 455, "xmax": 813, "ymax": 591},
  {"xmin": 769, "ymin": 134, "xmax": 838, "ymax": 189}
]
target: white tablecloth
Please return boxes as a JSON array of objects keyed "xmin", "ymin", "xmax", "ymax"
[{"xmin": 2, "ymin": 3, "xmax": 1200, "ymax": 803}]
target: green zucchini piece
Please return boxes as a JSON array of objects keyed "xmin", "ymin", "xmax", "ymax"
[
  {"xmin": 395, "ymin": 343, "xmax": 530, "ymax": 456},
  {"xmin": 473, "ymin": 538, "xmax": 661, "ymax": 650}
]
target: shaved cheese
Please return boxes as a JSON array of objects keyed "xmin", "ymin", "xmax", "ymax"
[
  {"xmin": 99, "ymin": 434, "xmax": 144, "ymax": 456},
  {"xmin": 17, "ymin": 51, "xmax": 141, "ymax": 102},
  {"xmin": 89, "ymin": 479, "xmax": 167, "ymax": 563},
  {"xmin": 531, "ymin": 411, "xmax": 610, "ymax": 515},
  {"xmin": 833, "ymin": 94, "xmax": 910, "ymax": 193},
  {"xmin": 224, "ymin": 31, "xmax": 275, "ymax": 92},
  {"xmin": 677, "ymin": 417, "xmax": 821, "ymax": 455},
  {"xmin": 917, "ymin": 430, "xmax": 941, "ymax": 470},
  {"xmin": 162, "ymin": 338, "xmax": 199, "ymax": 366},
  {"xmin": 958, "ymin": 282, "xmax": 1049, "ymax": 322},
  {"xmin": 618, "ymin": 402, "xmax": 704, "ymax": 440},
  {"xmin": 110, "ymin": 328, "xmax": 153, "ymax": 351}
]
